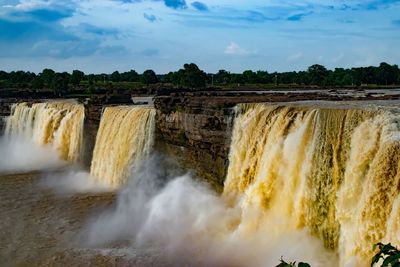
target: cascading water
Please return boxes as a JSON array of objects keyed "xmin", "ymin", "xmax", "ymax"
[
  {"xmin": 5, "ymin": 102, "xmax": 85, "ymax": 162},
  {"xmin": 224, "ymin": 103, "xmax": 400, "ymax": 267},
  {"xmin": 90, "ymin": 106, "xmax": 156, "ymax": 188},
  {"xmin": 8, "ymin": 98, "xmax": 400, "ymax": 265}
]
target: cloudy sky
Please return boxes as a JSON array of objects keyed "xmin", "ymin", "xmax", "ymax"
[{"xmin": 0, "ymin": 0, "xmax": 399, "ymax": 73}]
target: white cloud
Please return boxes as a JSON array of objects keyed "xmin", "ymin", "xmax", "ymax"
[
  {"xmin": 332, "ymin": 53, "xmax": 344, "ymax": 63},
  {"xmin": 15, "ymin": 1, "xmax": 48, "ymax": 10},
  {"xmin": 0, "ymin": 0, "xmax": 399, "ymax": 73},
  {"xmin": 287, "ymin": 52, "xmax": 303, "ymax": 61},
  {"xmin": 224, "ymin": 42, "xmax": 249, "ymax": 55},
  {"xmin": 12, "ymin": 0, "xmax": 73, "ymax": 11}
]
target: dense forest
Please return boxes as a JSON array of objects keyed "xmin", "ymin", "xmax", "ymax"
[{"xmin": 0, "ymin": 62, "xmax": 399, "ymax": 95}]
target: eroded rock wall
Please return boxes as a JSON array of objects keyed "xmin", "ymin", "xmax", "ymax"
[
  {"xmin": 82, "ymin": 99, "xmax": 103, "ymax": 169},
  {"xmin": 154, "ymin": 95, "xmax": 236, "ymax": 191},
  {"xmin": 0, "ymin": 100, "xmax": 13, "ymax": 133}
]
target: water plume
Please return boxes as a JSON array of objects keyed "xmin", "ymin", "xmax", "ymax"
[
  {"xmin": 85, "ymin": 155, "xmax": 336, "ymax": 267},
  {"xmin": 0, "ymin": 136, "xmax": 65, "ymax": 173},
  {"xmin": 40, "ymin": 169, "xmax": 110, "ymax": 195}
]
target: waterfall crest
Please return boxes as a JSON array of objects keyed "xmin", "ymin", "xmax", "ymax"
[
  {"xmin": 224, "ymin": 103, "xmax": 400, "ymax": 266},
  {"xmin": 90, "ymin": 106, "xmax": 155, "ymax": 188},
  {"xmin": 5, "ymin": 102, "xmax": 85, "ymax": 162}
]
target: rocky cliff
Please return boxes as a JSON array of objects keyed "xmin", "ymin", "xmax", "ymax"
[
  {"xmin": 0, "ymin": 99, "xmax": 13, "ymax": 133},
  {"xmin": 154, "ymin": 95, "xmax": 234, "ymax": 191}
]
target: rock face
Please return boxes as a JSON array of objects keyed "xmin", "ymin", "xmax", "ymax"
[
  {"xmin": 0, "ymin": 100, "xmax": 12, "ymax": 133},
  {"xmin": 82, "ymin": 98, "xmax": 103, "ymax": 169},
  {"xmin": 155, "ymin": 96, "xmax": 234, "ymax": 191}
]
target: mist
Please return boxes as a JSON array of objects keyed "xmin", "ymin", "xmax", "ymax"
[
  {"xmin": 0, "ymin": 136, "xmax": 66, "ymax": 173},
  {"xmin": 83, "ymin": 155, "xmax": 337, "ymax": 267},
  {"xmin": 40, "ymin": 168, "xmax": 111, "ymax": 195}
]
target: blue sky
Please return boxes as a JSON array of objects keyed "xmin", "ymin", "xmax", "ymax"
[{"xmin": 0, "ymin": 0, "xmax": 399, "ymax": 73}]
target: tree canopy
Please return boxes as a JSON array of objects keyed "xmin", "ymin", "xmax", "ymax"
[
  {"xmin": 0, "ymin": 62, "xmax": 399, "ymax": 95},
  {"xmin": 142, "ymin": 69, "xmax": 158, "ymax": 85}
]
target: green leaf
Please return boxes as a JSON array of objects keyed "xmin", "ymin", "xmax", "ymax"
[
  {"xmin": 275, "ymin": 257, "xmax": 300, "ymax": 267},
  {"xmin": 276, "ymin": 257, "xmax": 294, "ymax": 267},
  {"xmin": 382, "ymin": 254, "xmax": 400, "ymax": 267},
  {"xmin": 371, "ymin": 242, "xmax": 400, "ymax": 267},
  {"xmin": 371, "ymin": 254, "xmax": 383, "ymax": 266}
]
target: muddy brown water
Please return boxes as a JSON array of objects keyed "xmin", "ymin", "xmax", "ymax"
[{"xmin": 0, "ymin": 171, "xmax": 167, "ymax": 267}]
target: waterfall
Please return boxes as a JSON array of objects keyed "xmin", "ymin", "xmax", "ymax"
[
  {"xmin": 224, "ymin": 103, "xmax": 400, "ymax": 266},
  {"xmin": 5, "ymin": 102, "xmax": 85, "ymax": 162},
  {"xmin": 90, "ymin": 106, "xmax": 156, "ymax": 188}
]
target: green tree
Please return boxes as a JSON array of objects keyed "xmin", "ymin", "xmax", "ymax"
[
  {"xmin": 164, "ymin": 71, "xmax": 180, "ymax": 85},
  {"xmin": 142, "ymin": 69, "xmax": 158, "ymax": 85},
  {"xmin": 242, "ymin": 70, "xmax": 257, "ymax": 84},
  {"xmin": 341, "ymin": 73, "xmax": 353, "ymax": 86},
  {"xmin": 330, "ymin": 68, "xmax": 347, "ymax": 86},
  {"xmin": 377, "ymin": 62, "xmax": 398, "ymax": 85},
  {"xmin": 87, "ymin": 74, "xmax": 95, "ymax": 86},
  {"xmin": 279, "ymin": 71, "xmax": 298, "ymax": 84},
  {"xmin": 398, "ymin": 71, "xmax": 400, "ymax": 85},
  {"xmin": 8, "ymin": 71, "xmax": 35, "ymax": 84},
  {"xmin": 296, "ymin": 71, "xmax": 310, "ymax": 85},
  {"xmin": 51, "ymin": 72, "xmax": 70, "ymax": 96},
  {"xmin": 308, "ymin": 64, "xmax": 328, "ymax": 86},
  {"xmin": 70, "ymin": 70, "xmax": 85, "ymax": 86},
  {"xmin": 181, "ymin": 63, "xmax": 207, "ymax": 88},
  {"xmin": 31, "ymin": 76, "xmax": 44, "ymax": 89},
  {"xmin": 363, "ymin": 66, "xmax": 378, "ymax": 84},
  {"xmin": 351, "ymin": 68, "xmax": 363, "ymax": 86},
  {"xmin": 214, "ymin": 70, "xmax": 231, "ymax": 85},
  {"xmin": 256, "ymin": 70, "xmax": 271, "ymax": 84},
  {"xmin": 230, "ymin": 73, "xmax": 245, "ymax": 85},
  {"xmin": 0, "ymin": 70, "xmax": 8, "ymax": 81},
  {"xmin": 40, "ymin": 69, "xmax": 56, "ymax": 87},
  {"xmin": 110, "ymin": 71, "xmax": 121, "ymax": 82},
  {"xmin": 121, "ymin": 70, "xmax": 139, "ymax": 82}
]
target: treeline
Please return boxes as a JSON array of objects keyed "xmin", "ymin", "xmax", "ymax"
[
  {"xmin": 0, "ymin": 69, "xmax": 149, "ymax": 95},
  {"xmin": 207, "ymin": 62, "xmax": 400, "ymax": 87},
  {"xmin": 0, "ymin": 62, "xmax": 399, "ymax": 94}
]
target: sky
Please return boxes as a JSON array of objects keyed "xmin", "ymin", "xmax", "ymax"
[{"xmin": 0, "ymin": 0, "xmax": 399, "ymax": 74}]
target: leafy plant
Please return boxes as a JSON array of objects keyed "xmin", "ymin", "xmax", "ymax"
[
  {"xmin": 276, "ymin": 257, "xmax": 311, "ymax": 267},
  {"xmin": 372, "ymin": 243, "xmax": 400, "ymax": 267}
]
